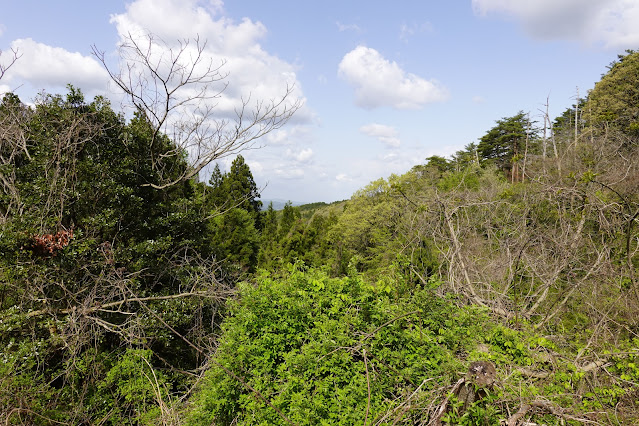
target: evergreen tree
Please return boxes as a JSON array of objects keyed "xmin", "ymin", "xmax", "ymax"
[
  {"xmin": 210, "ymin": 208, "xmax": 259, "ymax": 272},
  {"xmin": 0, "ymin": 88, "xmax": 222, "ymax": 423},
  {"xmin": 477, "ymin": 111, "xmax": 536, "ymax": 181},
  {"xmin": 206, "ymin": 163, "xmax": 227, "ymax": 209},
  {"xmin": 206, "ymin": 155, "xmax": 263, "ymax": 229},
  {"xmin": 279, "ymin": 201, "xmax": 301, "ymax": 239},
  {"xmin": 227, "ymin": 155, "xmax": 262, "ymax": 222}
]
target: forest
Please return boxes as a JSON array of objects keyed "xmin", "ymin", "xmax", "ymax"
[{"xmin": 1, "ymin": 40, "xmax": 639, "ymax": 425}]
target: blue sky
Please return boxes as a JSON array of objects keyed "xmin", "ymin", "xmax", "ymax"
[{"xmin": 1, "ymin": 0, "xmax": 638, "ymax": 202}]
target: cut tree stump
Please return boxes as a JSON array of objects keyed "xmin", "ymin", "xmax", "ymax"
[{"xmin": 431, "ymin": 361, "xmax": 497, "ymax": 425}]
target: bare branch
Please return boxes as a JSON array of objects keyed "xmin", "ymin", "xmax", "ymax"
[
  {"xmin": 0, "ymin": 47, "xmax": 21, "ymax": 83},
  {"xmin": 92, "ymin": 33, "xmax": 301, "ymax": 189}
]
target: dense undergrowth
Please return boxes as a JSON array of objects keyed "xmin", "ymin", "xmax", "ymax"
[{"xmin": 1, "ymin": 48, "xmax": 639, "ymax": 425}]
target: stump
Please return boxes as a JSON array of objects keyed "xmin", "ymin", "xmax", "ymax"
[
  {"xmin": 457, "ymin": 361, "xmax": 497, "ymax": 411},
  {"xmin": 432, "ymin": 361, "xmax": 497, "ymax": 425}
]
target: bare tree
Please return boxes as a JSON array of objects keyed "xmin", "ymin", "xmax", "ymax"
[{"xmin": 92, "ymin": 33, "xmax": 302, "ymax": 189}]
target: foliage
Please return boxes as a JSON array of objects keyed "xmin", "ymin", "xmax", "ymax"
[
  {"xmin": 585, "ymin": 49, "xmax": 639, "ymax": 140},
  {"xmin": 0, "ymin": 88, "xmax": 226, "ymax": 424},
  {"xmin": 187, "ymin": 267, "xmax": 488, "ymax": 424},
  {"xmin": 3, "ymin": 43, "xmax": 639, "ymax": 426},
  {"xmin": 206, "ymin": 155, "xmax": 263, "ymax": 272},
  {"xmin": 477, "ymin": 111, "xmax": 537, "ymax": 181}
]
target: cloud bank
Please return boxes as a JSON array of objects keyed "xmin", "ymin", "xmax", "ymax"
[
  {"xmin": 3, "ymin": 38, "xmax": 109, "ymax": 93},
  {"xmin": 472, "ymin": 0, "xmax": 639, "ymax": 48}
]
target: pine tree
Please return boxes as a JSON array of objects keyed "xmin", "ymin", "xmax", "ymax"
[
  {"xmin": 477, "ymin": 111, "xmax": 536, "ymax": 181},
  {"xmin": 226, "ymin": 155, "xmax": 263, "ymax": 229}
]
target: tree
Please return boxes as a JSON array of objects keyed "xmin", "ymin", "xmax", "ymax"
[
  {"xmin": 206, "ymin": 163, "xmax": 227, "ymax": 210},
  {"xmin": 210, "ymin": 208, "xmax": 260, "ymax": 272},
  {"xmin": 279, "ymin": 201, "xmax": 301, "ymax": 239},
  {"xmin": 451, "ymin": 142, "xmax": 479, "ymax": 171},
  {"xmin": 92, "ymin": 33, "xmax": 301, "ymax": 189},
  {"xmin": 226, "ymin": 155, "xmax": 263, "ymax": 228},
  {"xmin": 477, "ymin": 111, "xmax": 536, "ymax": 182},
  {"xmin": 0, "ymin": 88, "xmax": 228, "ymax": 424},
  {"xmin": 424, "ymin": 155, "xmax": 453, "ymax": 173}
]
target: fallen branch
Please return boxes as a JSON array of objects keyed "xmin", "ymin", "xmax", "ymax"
[
  {"xmin": 25, "ymin": 291, "xmax": 217, "ymax": 319},
  {"xmin": 506, "ymin": 400, "xmax": 602, "ymax": 425}
]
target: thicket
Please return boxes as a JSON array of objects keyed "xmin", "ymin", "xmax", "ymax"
[{"xmin": 1, "ymin": 45, "xmax": 639, "ymax": 425}]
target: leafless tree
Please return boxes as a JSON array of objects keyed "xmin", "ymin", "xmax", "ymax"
[{"xmin": 92, "ymin": 33, "xmax": 302, "ymax": 189}]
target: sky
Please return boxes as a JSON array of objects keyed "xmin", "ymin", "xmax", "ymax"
[{"xmin": 1, "ymin": 0, "xmax": 638, "ymax": 203}]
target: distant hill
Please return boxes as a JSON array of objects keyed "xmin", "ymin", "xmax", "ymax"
[
  {"xmin": 260, "ymin": 199, "xmax": 305, "ymax": 211},
  {"xmin": 261, "ymin": 199, "xmax": 347, "ymax": 213}
]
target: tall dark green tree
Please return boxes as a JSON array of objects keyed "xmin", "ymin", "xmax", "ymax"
[
  {"xmin": 204, "ymin": 156, "xmax": 263, "ymax": 272},
  {"xmin": 206, "ymin": 163, "xmax": 227, "ymax": 210},
  {"xmin": 477, "ymin": 111, "xmax": 536, "ymax": 181},
  {"xmin": 206, "ymin": 156, "xmax": 263, "ymax": 228},
  {"xmin": 226, "ymin": 155, "xmax": 262, "ymax": 227}
]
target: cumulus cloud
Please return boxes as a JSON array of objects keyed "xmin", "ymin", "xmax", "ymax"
[
  {"xmin": 471, "ymin": 0, "xmax": 639, "ymax": 48},
  {"xmin": 246, "ymin": 160, "xmax": 264, "ymax": 175},
  {"xmin": 109, "ymin": 0, "xmax": 308, "ymax": 119},
  {"xmin": 338, "ymin": 45, "xmax": 448, "ymax": 109},
  {"xmin": 2, "ymin": 38, "xmax": 109, "ymax": 92},
  {"xmin": 360, "ymin": 123, "xmax": 401, "ymax": 148},
  {"xmin": 265, "ymin": 126, "xmax": 313, "ymax": 146}
]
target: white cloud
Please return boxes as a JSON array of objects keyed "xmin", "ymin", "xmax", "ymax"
[
  {"xmin": 3, "ymin": 38, "xmax": 109, "ymax": 92},
  {"xmin": 286, "ymin": 148, "xmax": 314, "ymax": 162},
  {"xmin": 360, "ymin": 123, "xmax": 401, "ymax": 148},
  {"xmin": 338, "ymin": 45, "xmax": 448, "ymax": 109},
  {"xmin": 472, "ymin": 95, "xmax": 485, "ymax": 104},
  {"xmin": 336, "ymin": 22, "xmax": 361, "ymax": 32},
  {"xmin": 472, "ymin": 0, "xmax": 639, "ymax": 48},
  {"xmin": 265, "ymin": 126, "xmax": 313, "ymax": 146},
  {"xmin": 399, "ymin": 22, "xmax": 433, "ymax": 42},
  {"xmin": 275, "ymin": 167, "xmax": 305, "ymax": 179},
  {"xmin": 335, "ymin": 173, "xmax": 353, "ymax": 182},
  {"xmin": 247, "ymin": 160, "xmax": 264, "ymax": 175},
  {"xmin": 109, "ymin": 0, "xmax": 307, "ymax": 118},
  {"xmin": 0, "ymin": 24, "xmax": 5, "ymax": 37}
]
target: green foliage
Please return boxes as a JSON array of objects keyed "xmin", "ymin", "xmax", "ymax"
[
  {"xmin": 205, "ymin": 156, "xmax": 264, "ymax": 272},
  {"xmin": 99, "ymin": 349, "xmax": 170, "ymax": 424},
  {"xmin": 0, "ymin": 88, "xmax": 223, "ymax": 423},
  {"xmin": 187, "ymin": 267, "xmax": 502, "ymax": 425},
  {"xmin": 210, "ymin": 207, "xmax": 260, "ymax": 271},
  {"xmin": 3, "ymin": 48, "xmax": 639, "ymax": 426},
  {"xmin": 585, "ymin": 49, "xmax": 639, "ymax": 140},
  {"xmin": 477, "ymin": 111, "xmax": 537, "ymax": 180}
]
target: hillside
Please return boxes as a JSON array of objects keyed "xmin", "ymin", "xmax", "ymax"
[{"xmin": 1, "ymin": 49, "xmax": 639, "ymax": 425}]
